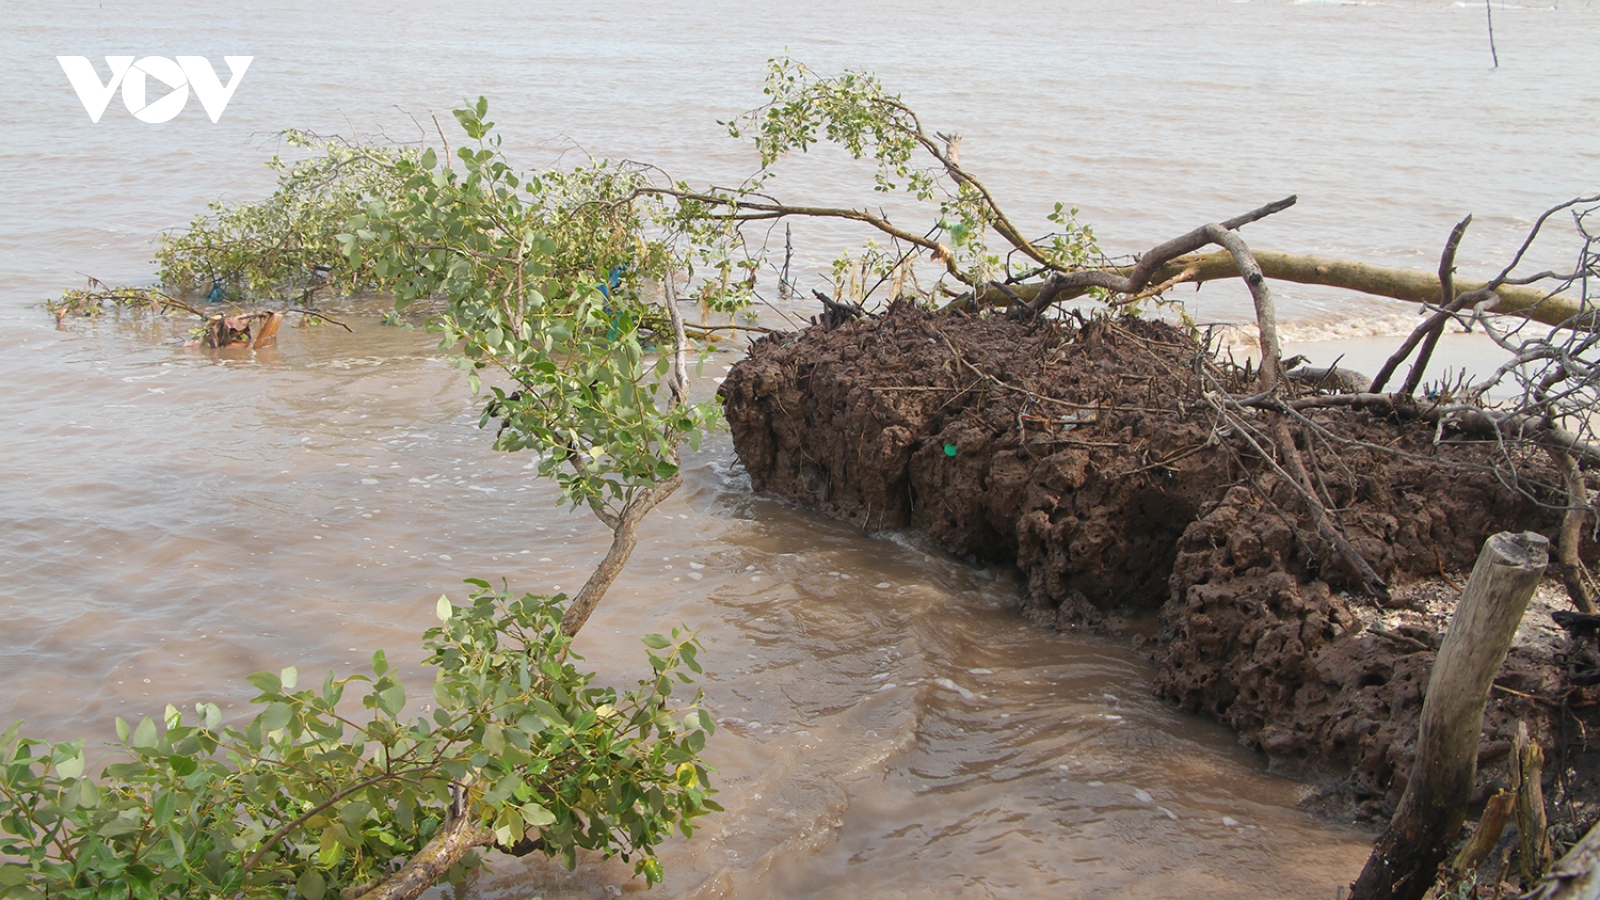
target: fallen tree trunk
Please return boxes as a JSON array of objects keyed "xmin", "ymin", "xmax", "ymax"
[
  {"xmin": 1349, "ymin": 531, "xmax": 1550, "ymax": 900},
  {"xmin": 958, "ymin": 250, "xmax": 1591, "ymax": 330}
]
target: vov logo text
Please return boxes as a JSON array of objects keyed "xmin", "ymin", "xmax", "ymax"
[{"xmin": 57, "ymin": 56, "xmax": 253, "ymax": 123}]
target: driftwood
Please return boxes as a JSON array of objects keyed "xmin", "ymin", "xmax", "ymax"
[
  {"xmin": 1350, "ymin": 532, "xmax": 1550, "ymax": 900},
  {"xmin": 50, "ymin": 278, "xmax": 351, "ymax": 348}
]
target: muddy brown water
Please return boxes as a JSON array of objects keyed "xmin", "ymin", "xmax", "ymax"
[
  {"xmin": 0, "ymin": 301, "xmax": 1373, "ymax": 897},
  {"xmin": 7, "ymin": 0, "xmax": 1600, "ymax": 894}
]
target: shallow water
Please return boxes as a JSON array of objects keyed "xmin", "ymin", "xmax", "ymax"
[{"xmin": 4, "ymin": 1, "xmax": 1599, "ymax": 896}]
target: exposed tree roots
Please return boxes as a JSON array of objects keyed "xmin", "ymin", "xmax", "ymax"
[{"xmin": 719, "ymin": 302, "xmax": 1600, "ymax": 819}]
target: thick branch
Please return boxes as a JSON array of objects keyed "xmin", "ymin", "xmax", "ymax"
[
  {"xmin": 1351, "ymin": 532, "xmax": 1549, "ymax": 900},
  {"xmin": 559, "ymin": 475, "xmax": 683, "ymax": 638},
  {"xmin": 961, "ymin": 249, "xmax": 1593, "ymax": 330},
  {"xmin": 345, "ymin": 813, "xmax": 495, "ymax": 900},
  {"xmin": 1022, "ymin": 196, "xmax": 1298, "ymax": 315},
  {"xmin": 1201, "ymin": 223, "xmax": 1281, "ymax": 390}
]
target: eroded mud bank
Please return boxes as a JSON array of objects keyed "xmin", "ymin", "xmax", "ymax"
[{"xmin": 718, "ymin": 303, "xmax": 1600, "ymax": 819}]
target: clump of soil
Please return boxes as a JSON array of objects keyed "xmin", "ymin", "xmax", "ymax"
[{"xmin": 718, "ymin": 302, "xmax": 1600, "ymax": 819}]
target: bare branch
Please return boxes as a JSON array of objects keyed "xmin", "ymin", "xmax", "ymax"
[
  {"xmin": 1021, "ymin": 196, "xmax": 1298, "ymax": 315},
  {"xmin": 1369, "ymin": 214, "xmax": 1473, "ymax": 394}
]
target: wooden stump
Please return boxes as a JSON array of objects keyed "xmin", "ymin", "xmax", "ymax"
[{"xmin": 1350, "ymin": 531, "xmax": 1550, "ymax": 900}]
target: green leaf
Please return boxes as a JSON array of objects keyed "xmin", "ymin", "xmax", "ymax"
[
  {"xmin": 641, "ymin": 633, "xmax": 672, "ymax": 650},
  {"xmin": 260, "ymin": 703, "xmax": 293, "ymax": 733},
  {"xmin": 55, "ymin": 752, "xmax": 85, "ymax": 780},
  {"xmin": 246, "ymin": 671, "xmax": 282, "ymax": 695},
  {"xmin": 297, "ymin": 868, "xmax": 327, "ymax": 900},
  {"xmin": 129, "ymin": 716, "xmax": 158, "ymax": 750},
  {"xmin": 378, "ymin": 682, "xmax": 406, "ymax": 717},
  {"xmin": 482, "ymin": 723, "xmax": 506, "ymax": 755},
  {"xmin": 520, "ymin": 802, "xmax": 557, "ymax": 828},
  {"xmin": 99, "ymin": 815, "xmax": 143, "ymax": 839}
]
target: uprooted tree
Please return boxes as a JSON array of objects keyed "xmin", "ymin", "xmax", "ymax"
[{"xmin": 28, "ymin": 55, "xmax": 1600, "ymax": 898}]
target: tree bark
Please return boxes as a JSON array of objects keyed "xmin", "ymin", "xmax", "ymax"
[
  {"xmin": 1513, "ymin": 720, "xmax": 1553, "ymax": 884},
  {"xmin": 1450, "ymin": 790, "xmax": 1515, "ymax": 878},
  {"xmin": 1550, "ymin": 448, "xmax": 1597, "ymax": 614},
  {"xmin": 961, "ymin": 250, "xmax": 1592, "ymax": 330},
  {"xmin": 345, "ymin": 813, "xmax": 495, "ymax": 900},
  {"xmin": 559, "ymin": 475, "xmax": 682, "ymax": 639},
  {"xmin": 1350, "ymin": 532, "xmax": 1550, "ymax": 900}
]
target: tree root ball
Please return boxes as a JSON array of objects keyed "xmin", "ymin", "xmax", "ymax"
[{"xmin": 718, "ymin": 303, "xmax": 1600, "ymax": 818}]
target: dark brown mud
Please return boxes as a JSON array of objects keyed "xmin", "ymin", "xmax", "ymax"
[{"xmin": 718, "ymin": 302, "xmax": 1600, "ymax": 820}]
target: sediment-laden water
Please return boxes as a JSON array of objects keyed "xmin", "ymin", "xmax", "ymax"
[{"xmin": 3, "ymin": 1, "xmax": 1598, "ymax": 895}]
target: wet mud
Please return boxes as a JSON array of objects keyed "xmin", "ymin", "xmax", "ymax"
[{"xmin": 719, "ymin": 302, "xmax": 1600, "ymax": 820}]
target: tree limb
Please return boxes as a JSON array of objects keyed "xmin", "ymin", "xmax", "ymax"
[
  {"xmin": 1020, "ymin": 196, "xmax": 1298, "ymax": 316},
  {"xmin": 1201, "ymin": 222, "xmax": 1281, "ymax": 390},
  {"xmin": 1549, "ymin": 447, "xmax": 1597, "ymax": 613},
  {"xmin": 344, "ymin": 813, "xmax": 495, "ymax": 900},
  {"xmin": 957, "ymin": 249, "xmax": 1595, "ymax": 331},
  {"xmin": 1369, "ymin": 215, "xmax": 1473, "ymax": 394}
]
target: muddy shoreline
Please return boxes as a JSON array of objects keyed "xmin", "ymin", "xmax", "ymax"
[{"xmin": 718, "ymin": 303, "xmax": 1600, "ymax": 822}]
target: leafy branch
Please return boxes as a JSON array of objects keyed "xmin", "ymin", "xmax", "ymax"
[{"xmin": 0, "ymin": 586, "xmax": 715, "ymax": 899}]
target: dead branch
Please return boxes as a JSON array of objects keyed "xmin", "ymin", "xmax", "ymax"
[
  {"xmin": 1400, "ymin": 215, "xmax": 1475, "ymax": 395},
  {"xmin": 1513, "ymin": 719, "xmax": 1553, "ymax": 885},
  {"xmin": 1453, "ymin": 790, "xmax": 1516, "ymax": 879},
  {"xmin": 1234, "ymin": 391, "xmax": 1600, "ymax": 470},
  {"xmin": 1351, "ymin": 533, "xmax": 1548, "ymax": 900},
  {"xmin": 1200, "ymin": 222, "xmax": 1282, "ymax": 390},
  {"xmin": 1020, "ymin": 196, "xmax": 1298, "ymax": 316},
  {"xmin": 1548, "ymin": 447, "xmax": 1597, "ymax": 613},
  {"xmin": 956, "ymin": 248, "xmax": 1594, "ymax": 330},
  {"xmin": 1370, "ymin": 215, "xmax": 1474, "ymax": 394},
  {"xmin": 1203, "ymin": 387, "xmax": 1390, "ymax": 600}
]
